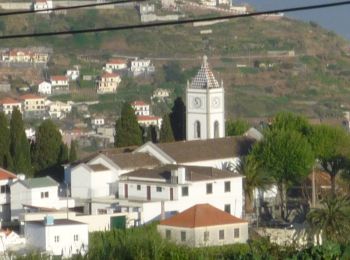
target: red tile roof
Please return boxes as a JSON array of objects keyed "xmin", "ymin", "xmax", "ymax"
[
  {"xmin": 0, "ymin": 167, "xmax": 16, "ymax": 180},
  {"xmin": 0, "ymin": 97, "xmax": 20, "ymax": 104},
  {"xmin": 102, "ymin": 72, "xmax": 119, "ymax": 78},
  {"xmin": 137, "ymin": 115, "xmax": 161, "ymax": 121},
  {"xmin": 159, "ymin": 204, "xmax": 247, "ymax": 228},
  {"xmin": 132, "ymin": 101, "xmax": 148, "ymax": 106},
  {"xmin": 51, "ymin": 75, "xmax": 67, "ymax": 81},
  {"xmin": 19, "ymin": 94, "xmax": 44, "ymax": 100},
  {"xmin": 107, "ymin": 59, "xmax": 126, "ymax": 65}
]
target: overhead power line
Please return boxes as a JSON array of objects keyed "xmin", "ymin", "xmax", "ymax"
[
  {"xmin": 0, "ymin": 0, "xmax": 350, "ymax": 40},
  {"xmin": 0, "ymin": 0, "xmax": 146, "ymax": 17}
]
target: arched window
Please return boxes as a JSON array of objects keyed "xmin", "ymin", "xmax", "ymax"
[
  {"xmin": 194, "ymin": 121, "xmax": 201, "ymax": 139},
  {"xmin": 214, "ymin": 121, "xmax": 219, "ymax": 138}
]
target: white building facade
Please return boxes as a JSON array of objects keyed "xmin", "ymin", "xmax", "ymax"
[
  {"xmin": 131, "ymin": 101, "xmax": 150, "ymax": 116},
  {"xmin": 96, "ymin": 72, "xmax": 121, "ymax": 94},
  {"xmin": 38, "ymin": 81, "xmax": 52, "ymax": 95},
  {"xmin": 0, "ymin": 98, "xmax": 22, "ymax": 115}
]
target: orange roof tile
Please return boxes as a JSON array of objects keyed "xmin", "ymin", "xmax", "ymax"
[
  {"xmin": 107, "ymin": 58, "xmax": 126, "ymax": 65},
  {"xmin": 0, "ymin": 97, "xmax": 20, "ymax": 104},
  {"xmin": 137, "ymin": 115, "xmax": 160, "ymax": 121},
  {"xmin": 51, "ymin": 75, "xmax": 68, "ymax": 81},
  {"xmin": 19, "ymin": 94, "xmax": 44, "ymax": 100},
  {"xmin": 102, "ymin": 72, "xmax": 119, "ymax": 78},
  {"xmin": 132, "ymin": 100, "xmax": 148, "ymax": 106},
  {"xmin": 0, "ymin": 167, "xmax": 16, "ymax": 180},
  {"xmin": 159, "ymin": 204, "xmax": 247, "ymax": 228}
]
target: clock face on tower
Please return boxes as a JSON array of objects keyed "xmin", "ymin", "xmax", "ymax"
[
  {"xmin": 212, "ymin": 97, "xmax": 220, "ymax": 108},
  {"xmin": 192, "ymin": 97, "xmax": 202, "ymax": 108}
]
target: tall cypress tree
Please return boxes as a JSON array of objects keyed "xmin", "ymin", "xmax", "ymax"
[
  {"xmin": 32, "ymin": 120, "xmax": 63, "ymax": 174},
  {"xmin": 69, "ymin": 141, "xmax": 78, "ymax": 163},
  {"xmin": 160, "ymin": 114, "xmax": 175, "ymax": 143},
  {"xmin": 0, "ymin": 112, "xmax": 12, "ymax": 169},
  {"xmin": 10, "ymin": 107, "xmax": 32, "ymax": 176},
  {"xmin": 114, "ymin": 103, "xmax": 142, "ymax": 147},
  {"xmin": 170, "ymin": 97, "xmax": 186, "ymax": 141}
]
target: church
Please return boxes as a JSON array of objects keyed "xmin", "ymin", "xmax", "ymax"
[{"xmin": 186, "ymin": 55, "xmax": 225, "ymax": 141}]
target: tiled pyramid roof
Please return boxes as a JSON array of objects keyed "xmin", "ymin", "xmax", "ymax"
[{"xmin": 189, "ymin": 56, "xmax": 220, "ymax": 89}]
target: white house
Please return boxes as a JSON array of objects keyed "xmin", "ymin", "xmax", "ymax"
[
  {"xmin": 10, "ymin": 176, "xmax": 74, "ymax": 220},
  {"xmin": 118, "ymin": 165, "xmax": 244, "ymax": 223},
  {"xmin": 0, "ymin": 97, "xmax": 22, "ymax": 115},
  {"xmin": 130, "ymin": 58, "xmax": 155, "ymax": 76},
  {"xmin": 152, "ymin": 88, "xmax": 171, "ymax": 100},
  {"xmin": 33, "ymin": 0, "xmax": 53, "ymax": 13},
  {"xmin": 158, "ymin": 204, "xmax": 248, "ymax": 247},
  {"xmin": 19, "ymin": 94, "xmax": 46, "ymax": 117},
  {"xmin": 66, "ymin": 67, "xmax": 80, "ymax": 81},
  {"xmin": 137, "ymin": 115, "xmax": 162, "ymax": 129},
  {"xmin": 0, "ymin": 168, "xmax": 17, "ymax": 222},
  {"xmin": 96, "ymin": 72, "xmax": 121, "ymax": 94},
  {"xmin": 105, "ymin": 59, "xmax": 128, "ymax": 73},
  {"xmin": 91, "ymin": 118, "xmax": 105, "ymax": 128},
  {"xmin": 50, "ymin": 76, "xmax": 69, "ymax": 89},
  {"xmin": 131, "ymin": 100, "xmax": 150, "ymax": 116},
  {"xmin": 25, "ymin": 217, "xmax": 88, "ymax": 257},
  {"xmin": 47, "ymin": 100, "xmax": 72, "ymax": 119},
  {"xmin": 38, "ymin": 81, "xmax": 52, "ymax": 95}
]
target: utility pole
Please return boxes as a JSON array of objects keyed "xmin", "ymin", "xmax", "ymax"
[
  {"xmin": 66, "ymin": 182, "xmax": 69, "ymax": 219},
  {"xmin": 312, "ymin": 165, "xmax": 316, "ymax": 208}
]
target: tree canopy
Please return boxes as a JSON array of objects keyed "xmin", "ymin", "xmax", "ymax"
[
  {"xmin": 114, "ymin": 103, "xmax": 143, "ymax": 147},
  {"xmin": 69, "ymin": 141, "xmax": 78, "ymax": 163},
  {"xmin": 159, "ymin": 114, "xmax": 174, "ymax": 143},
  {"xmin": 9, "ymin": 108, "xmax": 32, "ymax": 176},
  {"xmin": 170, "ymin": 97, "xmax": 186, "ymax": 141},
  {"xmin": 226, "ymin": 119, "xmax": 250, "ymax": 136},
  {"xmin": 0, "ymin": 112, "xmax": 12, "ymax": 169}
]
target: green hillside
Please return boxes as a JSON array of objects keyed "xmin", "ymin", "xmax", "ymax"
[{"xmin": 1, "ymin": 5, "xmax": 350, "ymax": 119}]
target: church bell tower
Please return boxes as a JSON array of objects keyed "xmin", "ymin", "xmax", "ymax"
[{"xmin": 186, "ymin": 55, "xmax": 225, "ymax": 141}]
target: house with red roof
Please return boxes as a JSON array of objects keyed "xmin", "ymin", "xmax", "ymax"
[
  {"xmin": 19, "ymin": 94, "xmax": 46, "ymax": 117},
  {"xmin": 96, "ymin": 72, "xmax": 121, "ymax": 94},
  {"xmin": 131, "ymin": 100, "xmax": 150, "ymax": 116},
  {"xmin": 0, "ymin": 168, "xmax": 17, "ymax": 222},
  {"xmin": 157, "ymin": 203, "xmax": 248, "ymax": 247},
  {"xmin": 105, "ymin": 59, "xmax": 128, "ymax": 72},
  {"xmin": 0, "ymin": 97, "xmax": 22, "ymax": 115},
  {"xmin": 50, "ymin": 76, "xmax": 69, "ymax": 93}
]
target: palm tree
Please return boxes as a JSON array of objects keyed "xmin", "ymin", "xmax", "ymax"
[
  {"xmin": 307, "ymin": 196, "xmax": 350, "ymax": 245},
  {"xmin": 238, "ymin": 156, "xmax": 273, "ymax": 213}
]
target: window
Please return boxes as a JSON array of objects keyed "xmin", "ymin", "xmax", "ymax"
[
  {"xmin": 214, "ymin": 121, "xmax": 219, "ymax": 138},
  {"xmin": 0, "ymin": 185, "xmax": 9, "ymax": 194},
  {"xmin": 54, "ymin": 236, "xmax": 59, "ymax": 242},
  {"xmin": 204, "ymin": 231, "xmax": 209, "ymax": 242},
  {"xmin": 219, "ymin": 230, "xmax": 224, "ymax": 240},
  {"xmin": 194, "ymin": 121, "xmax": 201, "ymax": 138},
  {"xmin": 166, "ymin": 230, "xmax": 171, "ymax": 240},
  {"xmin": 234, "ymin": 228, "xmax": 240, "ymax": 238},
  {"xmin": 224, "ymin": 204, "xmax": 231, "ymax": 214},
  {"xmin": 206, "ymin": 183, "xmax": 213, "ymax": 194},
  {"xmin": 224, "ymin": 181, "xmax": 231, "ymax": 192},
  {"xmin": 181, "ymin": 187, "xmax": 189, "ymax": 197},
  {"xmin": 181, "ymin": 231, "xmax": 186, "ymax": 242},
  {"xmin": 156, "ymin": 187, "xmax": 162, "ymax": 192},
  {"xmin": 74, "ymin": 234, "xmax": 79, "ymax": 241},
  {"xmin": 137, "ymin": 185, "xmax": 141, "ymax": 191},
  {"xmin": 41, "ymin": 192, "xmax": 49, "ymax": 198}
]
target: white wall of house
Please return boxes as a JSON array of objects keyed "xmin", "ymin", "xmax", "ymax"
[
  {"xmin": 25, "ymin": 221, "xmax": 88, "ymax": 257},
  {"xmin": 158, "ymin": 223, "xmax": 248, "ymax": 247},
  {"xmin": 38, "ymin": 81, "xmax": 52, "ymax": 95}
]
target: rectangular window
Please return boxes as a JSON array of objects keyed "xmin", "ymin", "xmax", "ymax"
[
  {"xmin": 224, "ymin": 181, "xmax": 231, "ymax": 192},
  {"xmin": 206, "ymin": 183, "xmax": 213, "ymax": 194},
  {"xmin": 54, "ymin": 235, "xmax": 59, "ymax": 243},
  {"xmin": 156, "ymin": 187, "xmax": 162, "ymax": 192},
  {"xmin": 165, "ymin": 230, "xmax": 171, "ymax": 240},
  {"xmin": 234, "ymin": 228, "xmax": 240, "ymax": 238},
  {"xmin": 204, "ymin": 231, "xmax": 209, "ymax": 242},
  {"xmin": 181, "ymin": 187, "xmax": 189, "ymax": 197},
  {"xmin": 41, "ymin": 192, "xmax": 49, "ymax": 198},
  {"xmin": 219, "ymin": 230, "xmax": 224, "ymax": 240},
  {"xmin": 74, "ymin": 234, "xmax": 79, "ymax": 241},
  {"xmin": 0, "ymin": 185, "xmax": 6, "ymax": 194},
  {"xmin": 137, "ymin": 185, "xmax": 141, "ymax": 191},
  {"xmin": 181, "ymin": 231, "xmax": 186, "ymax": 242},
  {"xmin": 224, "ymin": 204, "xmax": 231, "ymax": 214}
]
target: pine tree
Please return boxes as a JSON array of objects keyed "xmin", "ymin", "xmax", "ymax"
[
  {"xmin": 0, "ymin": 112, "xmax": 12, "ymax": 169},
  {"xmin": 9, "ymin": 108, "xmax": 32, "ymax": 176},
  {"xmin": 32, "ymin": 120, "xmax": 63, "ymax": 174},
  {"xmin": 114, "ymin": 103, "xmax": 142, "ymax": 147},
  {"xmin": 170, "ymin": 97, "xmax": 186, "ymax": 141},
  {"xmin": 69, "ymin": 141, "xmax": 78, "ymax": 163},
  {"xmin": 59, "ymin": 143, "xmax": 69, "ymax": 164},
  {"xmin": 160, "ymin": 114, "xmax": 175, "ymax": 143}
]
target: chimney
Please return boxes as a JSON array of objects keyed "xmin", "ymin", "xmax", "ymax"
[{"xmin": 17, "ymin": 174, "xmax": 25, "ymax": 181}]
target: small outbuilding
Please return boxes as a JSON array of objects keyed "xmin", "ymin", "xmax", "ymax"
[{"xmin": 157, "ymin": 203, "xmax": 248, "ymax": 247}]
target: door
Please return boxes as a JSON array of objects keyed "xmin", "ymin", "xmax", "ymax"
[
  {"xmin": 124, "ymin": 184, "xmax": 128, "ymax": 198},
  {"xmin": 170, "ymin": 188, "xmax": 173, "ymax": 201},
  {"xmin": 110, "ymin": 216, "xmax": 126, "ymax": 229},
  {"xmin": 147, "ymin": 186, "xmax": 151, "ymax": 201}
]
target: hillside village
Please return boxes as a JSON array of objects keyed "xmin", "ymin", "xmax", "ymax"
[{"xmin": 0, "ymin": 0, "xmax": 349, "ymax": 259}]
